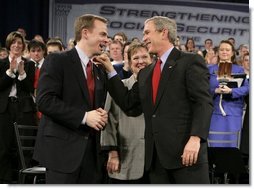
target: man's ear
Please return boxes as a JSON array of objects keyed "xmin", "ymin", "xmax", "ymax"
[{"xmin": 81, "ymin": 28, "xmax": 89, "ymax": 39}]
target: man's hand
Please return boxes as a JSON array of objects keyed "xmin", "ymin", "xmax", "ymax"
[
  {"xmin": 86, "ymin": 108, "xmax": 108, "ymax": 131},
  {"xmin": 94, "ymin": 53, "xmax": 115, "ymax": 73},
  {"xmin": 181, "ymin": 136, "xmax": 200, "ymax": 166}
]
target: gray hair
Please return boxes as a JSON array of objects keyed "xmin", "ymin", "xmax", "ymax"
[{"xmin": 145, "ymin": 16, "xmax": 177, "ymax": 44}]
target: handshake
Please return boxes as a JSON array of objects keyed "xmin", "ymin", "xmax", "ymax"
[{"xmin": 86, "ymin": 108, "xmax": 108, "ymax": 131}]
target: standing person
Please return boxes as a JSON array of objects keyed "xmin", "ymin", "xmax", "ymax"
[
  {"xmin": 0, "ymin": 47, "xmax": 9, "ymax": 60},
  {"xmin": 207, "ymin": 40, "xmax": 249, "ymax": 148},
  {"xmin": 97, "ymin": 16, "xmax": 213, "ymax": 184},
  {"xmin": 109, "ymin": 40, "xmax": 123, "ymax": 65},
  {"xmin": 27, "ymin": 39, "xmax": 46, "ymax": 122},
  {"xmin": 101, "ymin": 42, "xmax": 152, "ymax": 184},
  {"xmin": 113, "ymin": 32, "xmax": 128, "ymax": 45},
  {"xmin": 33, "ymin": 14, "xmax": 109, "ymax": 184},
  {"xmin": 45, "ymin": 38, "xmax": 64, "ymax": 54},
  {"xmin": 113, "ymin": 41, "xmax": 132, "ymax": 79},
  {"xmin": 0, "ymin": 31, "xmax": 37, "ymax": 183},
  {"xmin": 202, "ymin": 39, "xmax": 213, "ymax": 58}
]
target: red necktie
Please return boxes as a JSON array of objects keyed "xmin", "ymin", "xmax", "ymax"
[
  {"xmin": 34, "ymin": 63, "xmax": 40, "ymax": 89},
  {"xmin": 86, "ymin": 60, "xmax": 95, "ymax": 107},
  {"xmin": 152, "ymin": 59, "xmax": 162, "ymax": 104}
]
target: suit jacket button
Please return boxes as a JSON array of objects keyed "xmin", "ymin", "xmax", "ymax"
[{"xmin": 152, "ymin": 114, "xmax": 156, "ymax": 118}]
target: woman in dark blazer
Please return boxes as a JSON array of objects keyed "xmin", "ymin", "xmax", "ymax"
[{"xmin": 0, "ymin": 31, "xmax": 36, "ymax": 183}]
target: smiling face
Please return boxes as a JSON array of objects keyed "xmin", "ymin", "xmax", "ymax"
[
  {"xmin": 129, "ymin": 47, "xmax": 152, "ymax": 74},
  {"xmin": 143, "ymin": 21, "xmax": 163, "ymax": 55},
  {"xmin": 85, "ymin": 19, "xmax": 108, "ymax": 57},
  {"xmin": 9, "ymin": 37, "xmax": 24, "ymax": 57},
  {"xmin": 218, "ymin": 42, "xmax": 234, "ymax": 62}
]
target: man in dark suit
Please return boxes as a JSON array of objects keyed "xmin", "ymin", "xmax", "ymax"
[
  {"xmin": 98, "ymin": 16, "xmax": 213, "ymax": 184},
  {"xmin": 0, "ymin": 31, "xmax": 37, "ymax": 183},
  {"xmin": 202, "ymin": 38, "xmax": 213, "ymax": 58},
  {"xmin": 33, "ymin": 14, "xmax": 109, "ymax": 184}
]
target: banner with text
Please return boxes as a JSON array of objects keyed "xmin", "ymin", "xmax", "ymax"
[{"xmin": 66, "ymin": 3, "xmax": 249, "ymax": 49}]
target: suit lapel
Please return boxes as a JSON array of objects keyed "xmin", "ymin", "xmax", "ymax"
[
  {"xmin": 153, "ymin": 48, "xmax": 180, "ymax": 109},
  {"xmin": 68, "ymin": 49, "xmax": 91, "ymax": 105}
]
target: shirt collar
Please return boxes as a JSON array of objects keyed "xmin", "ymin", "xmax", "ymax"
[
  {"xmin": 160, "ymin": 46, "xmax": 174, "ymax": 64},
  {"xmin": 75, "ymin": 46, "xmax": 89, "ymax": 65}
]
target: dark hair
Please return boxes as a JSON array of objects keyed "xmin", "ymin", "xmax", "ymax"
[
  {"xmin": 185, "ymin": 37, "xmax": 195, "ymax": 51},
  {"xmin": 218, "ymin": 40, "xmax": 236, "ymax": 64},
  {"xmin": 28, "ymin": 39, "xmax": 46, "ymax": 52},
  {"xmin": 113, "ymin": 32, "xmax": 128, "ymax": 42}
]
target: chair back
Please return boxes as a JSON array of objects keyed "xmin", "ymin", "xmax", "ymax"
[{"xmin": 14, "ymin": 122, "xmax": 38, "ymax": 169}]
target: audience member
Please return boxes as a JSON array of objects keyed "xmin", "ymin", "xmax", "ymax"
[
  {"xmin": 101, "ymin": 42, "xmax": 152, "ymax": 184},
  {"xmin": 113, "ymin": 32, "xmax": 128, "ymax": 45},
  {"xmin": 33, "ymin": 14, "xmax": 108, "ymax": 184},
  {"xmin": 27, "ymin": 39, "xmax": 46, "ymax": 122},
  {"xmin": 67, "ymin": 38, "xmax": 76, "ymax": 50},
  {"xmin": 208, "ymin": 40, "xmax": 249, "ymax": 148},
  {"xmin": 204, "ymin": 47, "xmax": 216, "ymax": 66},
  {"xmin": 46, "ymin": 38, "xmax": 64, "ymax": 54},
  {"xmin": 109, "ymin": 40, "xmax": 123, "ymax": 65},
  {"xmin": 174, "ymin": 35, "xmax": 181, "ymax": 50},
  {"xmin": 17, "ymin": 27, "xmax": 27, "ymax": 40},
  {"xmin": 97, "ymin": 16, "xmax": 213, "ymax": 184},
  {"xmin": 131, "ymin": 37, "xmax": 140, "ymax": 43},
  {"xmin": 0, "ymin": 47, "xmax": 9, "ymax": 59},
  {"xmin": 33, "ymin": 34, "xmax": 45, "ymax": 44},
  {"xmin": 236, "ymin": 44, "xmax": 249, "ymax": 66},
  {"xmin": 0, "ymin": 31, "xmax": 37, "ymax": 183},
  {"xmin": 202, "ymin": 38, "xmax": 213, "ymax": 57},
  {"xmin": 113, "ymin": 41, "xmax": 132, "ymax": 79},
  {"xmin": 228, "ymin": 37, "xmax": 236, "ymax": 47},
  {"xmin": 184, "ymin": 37, "xmax": 203, "ymax": 56}
]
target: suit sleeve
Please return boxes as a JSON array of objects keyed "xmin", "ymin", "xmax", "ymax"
[
  {"xmin": 186, "ymin": 54, "xmax": 213, "ymax": 141},
  {"xmin": 107, "ymin": 75, "xmax": 142, "ymax": 116}
]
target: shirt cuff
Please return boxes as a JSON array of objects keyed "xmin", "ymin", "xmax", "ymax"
[
  {"xmin": 18, "ymin": 72, "xmax": 27, "ymax": 81},
  {"xmin": 6, "ymin": 69, "xmax": 16, "ymax": 78},
  {"xmin": 81, "ymin": 112, "xmax": 88, "ymax": 125},
  {"xmin": 108, "ymin": 70, "xmax": 117, "ymax": 79}
]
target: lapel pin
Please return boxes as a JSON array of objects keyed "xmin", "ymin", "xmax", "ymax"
[{"xmin": 169, "ymin": 66, "xmax": 173, "ymax": 69}]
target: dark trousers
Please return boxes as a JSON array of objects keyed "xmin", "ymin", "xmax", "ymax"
[
  {"xmin": 0, "ymin": 100, "xmax": 37, "ymax": 183},
  {"xmin": 46, "ymin": 136, "xmax": 103, "ymax": 184},
  {"xmin": 149, "ymin": 149, "xmax": 210, "ymax": 184}
]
